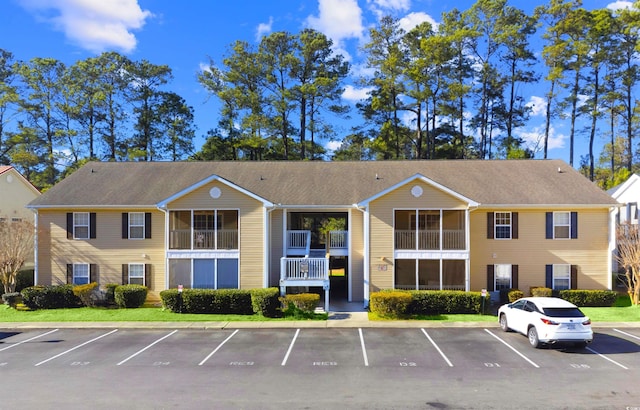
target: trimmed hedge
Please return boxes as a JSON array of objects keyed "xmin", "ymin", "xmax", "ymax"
[
  {"xmin": 407, "ymin": 290, "xmax": 483, "ymax": 315},
  {"xmin": 559, "ymin": 289, "xmax": 618, "ymax": 307},
  {"xmin": 21, "ymin": 285, "xmax": 79, "ymax": 309},
  {"xmin": 114, "ymin": 284, "xmax": 148, "ymax": 308},
  {"xmin": 250, "ymin": 287, "xmax": 281, "ymax": 317},
  {"xmin": 370, "ymin": 291, "xmax": 412, "ymax": 318},
  {"xmin": 281, "ymin": 293, "xmax": 319, "ymax": 314},
  {"xmin": 160, "ymin": 289, "xmax": 182, "ymax": 312},
  {"xmin": 160, "ymin": 289, "xmax": 254, "ymax": 314},
  {"xmin": 531, "ymin": 287, "xmax": 552, "ymax": 297},
  {"xmin": 104, "ymin": 283, "xmax": 119, "ymax": 306},
  {"xmin": 508, "ymin": 289, "xmax": 524, "ymax": 302}
]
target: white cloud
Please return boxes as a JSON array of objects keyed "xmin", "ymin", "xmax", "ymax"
[
  {"xmin": 607, "ymin": 1, "xmax": 633, "ymax": 11},
  {"xmin": 342, "ymin": 84, "xmax": 373, "ymax": 102},
  {"xmin": 306, "ymin": 0, "xmax": 365, "ymax": 43},
  {"xmin": 516, "ymin": 124, "xmax": 566, "ymax": 153},
  {"xmin": 20, "ymin": 0, "xmax": 152, "ymax": 53},
  {"xmin": 256, "ymin": 17, "xmax": 273, "ymax": 41},
  {"xmin": 368, "ymin": 0, "xmax": 410, "ymax": 12},
  {"xmin": 526, "ymin": 96, "xmax": 547, "ymax": 117},
  {"xmin": 325, "ymin": 140, "xmax": 342, "ymax": 152},
  {"xmin": 398, "ymin": 12, "xmax": 438, "ymax": 33}
]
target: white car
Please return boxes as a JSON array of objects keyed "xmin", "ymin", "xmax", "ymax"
[{"xmin": 497, "ymin": 297, "xmax": 593, "ymax": 348}]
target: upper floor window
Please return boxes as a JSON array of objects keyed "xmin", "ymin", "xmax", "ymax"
[
  {"xmin": 495, "ymin": 212, "xmax": 511, "ymax": 239},
  {"xmin": 546, "ymin": 212, "xmax": 577, "ymax": 240},
  {"xmin": 129, "ymin": 213, "xmax": 145, "ymax": 239},
  {"xmin": 74, "ymin": 212, "xmax": 90, "ymax": 239}
]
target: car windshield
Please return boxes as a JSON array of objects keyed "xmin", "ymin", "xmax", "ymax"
[{"xmin": 542, "ymin": 307, "xmax": 585, "ymax": 318}]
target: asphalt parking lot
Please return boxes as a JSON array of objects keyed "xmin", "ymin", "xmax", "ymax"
[{"xmin": 1, "ymin": 326, "xmax": 639, "ymax": 409}]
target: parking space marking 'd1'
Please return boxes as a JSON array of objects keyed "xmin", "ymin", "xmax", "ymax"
[
  {"xmin": 0, "ymin": 329, "xmax": 59, "ymax": 352},
  {"xmin": 483, "ymin": 329, "xmax": 540, "ymax": 368},
  {"xmin": 421, "ymin": 329, "xmax": 454, "ymax": 367},
  {"xmin": 34, "ymin": 329, "xmax": 118, "ymax": 367},
  {"xmin": 199, "ymin": 329, "xmax": 240, "ymax": 366},
  {"xmin": 614, "ymin": 328, "xmax": 640, "ymax": 342},
  {"xmin": 117, "ymin": 330, "xmax": 178, "ymax": 366}
]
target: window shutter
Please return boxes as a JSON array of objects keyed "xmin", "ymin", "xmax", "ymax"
[
  {"xmin": 487, "ymin": 212, "xmax": 494, "ymax": 239},
  {"xmin": 545, "ymin": 265, "xmax": 553, "ymax": 288},
  {"xmin": 571, "ymin": 265, "xmax": 578, "ymax": 289},
  {"xmin": 545, "ymin": 212, "xmax": 553, "ymax": 239},
  {"xmin": 512, "ymin": 212, "xmax": 518, "ymax": 239},
  {"xmin": 90, "ymin": 264, "xmax": 97, "ymax": 283},
  {"xmin": 570, "ymin": 212, "xmax": 578, "ymax": 239},
  {"xmin": 145, "ymin": 213, "xmax": 152, "ymax": 239},
  {"xmin": 122, "ymin": 213, "xmax": 129, "ymax": 239},
  {"xmin": 145, "ymin": 264, "xmax": 151, "ymax": 287},
  {"xmin": 512, "ymin": 265, "xmax": 519, "ymax": 289},
  {"xmin": 90, "ymin": 213, "xmax": 97, "ymax": 239},
  {"xmin": 122, "ymin": 264, "xmax": 128, "ymax": 285},
  {"xmin": 487, "ymin": 265, "xmax": 495, "ymax": 291},
  {"xmin": 67, "ymin": 213, "xmax": 73, "ymax": 239},
  {"xmin": 67, "ymin": 264, "xmax": 73, "ymax": 284}
]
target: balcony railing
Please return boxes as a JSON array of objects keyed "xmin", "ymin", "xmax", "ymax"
[
  {"xmin": 395, "ymin": 229, "xmax": 465, "ymax": 251},
  {"xmin": 280, "ymin": 257, "xmax": 329, "ymax": 281},
  {"xmin": 328, "ymin": 230, "xmax": 348, "ymax": 249},
  {"xmin": 169, "ymin": 229, "xmax": 238, "ymax": 250}
]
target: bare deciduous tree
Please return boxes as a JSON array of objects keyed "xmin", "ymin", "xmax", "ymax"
[
  {"xmin": 615, "ymin": 222, "xmax": 640, "ymax": 305},
  {"xmin": 0, "ymin": 220, "xmax": 34, "ymax": 294}
]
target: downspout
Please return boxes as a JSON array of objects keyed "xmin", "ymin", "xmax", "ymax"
[
  {"xmin": 353, "ymin": 204, "xmax": 369, "ymax": 309},
  {"xmin": 265, "ymin": 205, "xmax": 277, "ymax": 288}
]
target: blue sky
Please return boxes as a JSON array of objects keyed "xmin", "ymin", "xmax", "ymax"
[{"xmin": 1, "ymin": 0, "xmax": 633, "ymax": 164}]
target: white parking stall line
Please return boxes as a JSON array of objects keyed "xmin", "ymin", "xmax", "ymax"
[
  {"xmin": 586, "ymin": 346, "xmax": 629, "ymax": 370},
  {"xmin": 34, "ymin": 329, "xmax": 118, "ymax": 367},
  {"xmin": 199, "ymin": 329, "xmax": 240, "ymax": 366},
  {"xmin": 359, "ymin": 328, "xmax": 369, "ymax": 367},
  {"xmin": 421, "ymin": 329, "xmax": 453, "ymax": 367},
  {"xmin": 0, "ymin": 329, "xmax": 59, "ymax": 352},
  {"xmin": 614, "ymin": 328, "xmax": 640, "ymax": 341},
  {"xmin": 484, "ymin": 329, "xmax": 540, "ymax": 368},
  {"xmin": 280, "ymin": 329, "xmax": 300, "ymax": 366},
  {"xmin": 117, "ymin": 330, "xmax": 177, "ymax": 366}
]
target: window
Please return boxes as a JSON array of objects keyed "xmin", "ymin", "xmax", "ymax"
[
  {"xmin": 553, "ymin": 212, "xmax": 571, "ymax": 239},
  {"xmin": 494, "ymin": 264, "xmax": 512, "ymax": 290},
  {"xmin": 129, "ymin": 212, "xmax": 145, "ymax": 239},
  {"xmin": 73, "ymin": 263, "xmax": 89, "ymax": 285},
  {"xmin": 552, "ymin": 264, "xmax": 570, "ymax": 290},
  {"xmin": 74, "ymin": 212, "xmax": 89, "ymax": 239},
  {"xmin": 495, "ymin": 212, "xmax": 511, "ymax": 239},
  {"xmin": 128, "ymin": 263, "xmax": 145, "ymax": 285},
  {"xmin": 168, "ymin": 258, "xmax": 239, "ymax": 289}
]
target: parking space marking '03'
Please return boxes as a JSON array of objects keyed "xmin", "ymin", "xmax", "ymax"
[
  {"xmin": 421, "ymin": 329, "xmax": 453, "ymax": 367},
  {"xmin": 35, "ymin": 329, "xmax": 118, "ymax": 367},
  {"xmin": 483, "ymin": 329, "xmax": 539, "ymax": 368}
]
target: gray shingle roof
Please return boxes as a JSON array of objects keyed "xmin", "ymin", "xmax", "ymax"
[{"xmin": 28, "ymin": 159, "xmax": 617, "ymax": 208}]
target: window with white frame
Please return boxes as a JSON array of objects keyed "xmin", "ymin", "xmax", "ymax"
[
  {"xmin": 128, "ymin": 263, "xmax": 144, "ymax": 285},
  {"xmin": 128, "ymin": 212, "xmax": 145, "ymax": 239},
  {"xmin": 553, "ymin": 264, "xmax": 570, "ymax": 290},
  {"xmin": 494, "ymin": 212, "xmax": 511, "ymax": 239},
  {"xmin": 74, "ymin": 212, "xmax": 90, "ymax": 239},
  {"xmin": 494, "ymin": 264, "xmax": 512, "ymax": 290},
  {"xmin": 553, "ymin": 212, "xmax": 571, "ymax": 239},
  {"xmin": 73, "ymin": 263, "xmax": 89, "ymax": 285}
]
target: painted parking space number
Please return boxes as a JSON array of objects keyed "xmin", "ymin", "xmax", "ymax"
[
  {"xmin": 71, "ymin": 362, "xmax": 90, "ymax": 366},
  {"xmin": 570, "ymin": 364, "xmax": 590, "ymax": 369},
  {"xmin": 153, "ymin": 362, "xmax": 170, "ymax": 366},
  {"xmin": 230, "ymin": 362, "xmax": 254, "ymax": 366},
  {"xmin": 313, "ymin": 362, "xmax": 337, "ymax": 366},
  {"xmin": 484, "ymin": 363, "xmax": 501, "ymax": 368},
  {"xmin": 399, "ymin": 362, "xmax": 417, "ymax": 367}
]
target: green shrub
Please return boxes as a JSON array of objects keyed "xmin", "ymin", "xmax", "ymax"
[
  {"xmin": 250, "ymin": 288, "xmax": 281, "ymax": 317},
  {"xmin": 16, "ymin": 269, "xmax": 34, "ymax": 292},
  {"xmin": 406, "ymin": 290, "xmax": 483, "ymax": 315},
  {"xmin": 370, "ymin": 291, "xmax": 412, "ymax": 318},
  {"xmin": 73, "ymin": 282, "xmax": 99, "ymax": 307},
  {"xmin": 20, "ymin": 285, "xmax": 79, "ymax": 309},
  {"xmin": 531, "ymin": 287, "xmax": 552, "ymax": 297},
  {"xmin": 104, "ymin": 283, "xmax": 119, "ymax": 306},
  {"xmin": 558, "ymin": 289, "xmax": 618, "ymax": 307},
  {"xmin": 282, "ymin": 293, "xmax": 320, "ymax": 314},
  {"xmin": 176, "ymin": 289, "xmax": 253, "ymax": 314},
  {"xmin": 159, "ymin": 289, "xmax": 181, "ymax": 312},
  {"xmin": 508, "ymin": 289, "xmax": 524, "ymax": 302},
  {"xmin": 114, "ymin": 284, "xmax": 148, "ymax": 308},
  {"xmin": 2, "ymin": 292, "xmax": 21, "ymax": 307}
]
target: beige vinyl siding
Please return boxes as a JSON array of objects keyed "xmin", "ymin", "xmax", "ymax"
[
  {"xmin": 36, "ymin": 209, "xmax": 166, "ymax": 299},
  {"xmin": 168, "ymin": 181, "xmax": 264, "ymax": 289},
  {"xmin": 350, "ymin": 208, "xmax": 364, "ymax": 301},
  {"xmin": 369, "ymin": 181, "xmax": 468, "ymax": 292},
  {"xmin": 470, "ymin": 208, "xmax": 611, "ymax": 293},
  {"xmin": 0, "ymin": 169, "xmax": 39, "ymax": 221},
  {"xmin": 270, "ymin": 209, "xmax": 283, "ymax": 287}
]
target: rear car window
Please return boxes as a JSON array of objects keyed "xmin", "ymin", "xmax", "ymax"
[{"xmin": 542, "ymin": 307, "xmax": 585, "ymax": 318}]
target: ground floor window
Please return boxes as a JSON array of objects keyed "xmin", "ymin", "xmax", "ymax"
[
  {"xmin": 494, "ymin": 264, "xmax": 512, "ymax": 291},
  {"xmin": 168, "ymin": 258, "xmax": 239, "ymax": 289},
  {"xmin": 73, "ymin": 263, "xmax": 89, "ymax": 285},
  {"xmin": 552, "ymin": 264, "xmax": 570, "ymax": 290},
  {"xmin": 394, "ymin": 259, "xmax": 465, "ymax": 290},
  {"xmin": 128, "ymin": 263, "xmax": 145, "ymax": 285}
]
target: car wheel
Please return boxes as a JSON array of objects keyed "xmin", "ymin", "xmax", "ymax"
[
  {"xmin": 499, "ymin": 314, "xmax": 509, "ymax": 332},
  {"xmin": 528, "ymin": 326, "xmax": 540, "ymax": 348}
]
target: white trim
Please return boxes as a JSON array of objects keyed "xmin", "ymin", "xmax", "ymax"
[
  {"xmin": 357, "ymin": 174, "xmax": 479, "ymax": 207},
  {"xmin": 363, "ymin": 205, "xmax": 370, "ymax": 308},
  {"xmin": 156, "ymin": 174, "xmax": 274, "ymax": 208},
  {"xmin": 348, "ymin": 208, "xmax": 353, "ymax": 302},
  {"xmin": 33, "ymin": 210, "xmax": 39, "ymax": 285}
]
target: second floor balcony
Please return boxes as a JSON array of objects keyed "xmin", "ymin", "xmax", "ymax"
[
  {"xmin": 169, "ymin": 210, "xmax": 238, "ymax": 250},
  {"xmin": 394, "ymin": 209, "xmax": 466, "ymax": 251}
]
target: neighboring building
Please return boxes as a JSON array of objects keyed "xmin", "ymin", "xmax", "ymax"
[
  {"xmin": 608, "ymin": 174, "xmax": 640, "ymax": 225},
  {"xmin": 0, "ymin": 165, "xmax": 41, "ymax": 268},
  {"xmin": 27, "ymin": 160, "xmax": 618, "ymax": 309}
]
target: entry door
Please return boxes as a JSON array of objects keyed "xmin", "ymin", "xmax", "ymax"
[{"xmin": 193, "ymin": 259, "xmax": 215, "ymax": 288}]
